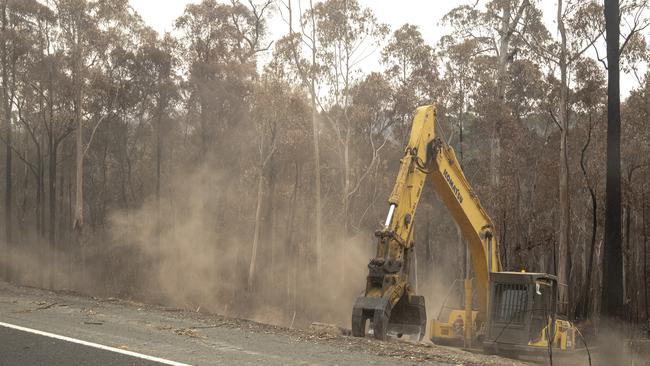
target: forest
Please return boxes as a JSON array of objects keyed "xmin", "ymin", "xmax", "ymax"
[{"xmin": 0, "ymin": 0, "xmax": 649, "ymax": 334}]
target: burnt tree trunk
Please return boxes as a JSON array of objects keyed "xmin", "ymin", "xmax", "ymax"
[
  {"xmin": 1, "ymin": 0, "xmax": 12, "ymax": 280},
  {"xmin": 641, "ymin": 190, "xmax": 650, "ymax": 336},
  {"xmin": 556, "ymin": 0, "xmax": 571, "ymax": 316},
  {"xmin": 602, "ymin": 0, "xmax": 624, "ymax": 320},
  {"xmin": 578, "ymin": 113, "xmax": 598, "ymax": 319},
  {"xmin": 48, "ymin": 135, "xmax": 57, "ymax": 288}
]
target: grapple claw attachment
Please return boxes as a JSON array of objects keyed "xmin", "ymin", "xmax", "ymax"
[
  {"xmin": 351, "ymin": 295, "xmax": 390, "ymax": 340},
  {"xmin": 387, "ymin": 294, "xmax": 426, "ymax": 341},
  {"xmin": 351, "ymin": 294, "xmax": 426, "ymax": 341}
]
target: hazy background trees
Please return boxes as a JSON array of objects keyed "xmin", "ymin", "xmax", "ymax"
[{"xmin": 1, "ymin": 0, "xmax": 649, "ymax": 333}]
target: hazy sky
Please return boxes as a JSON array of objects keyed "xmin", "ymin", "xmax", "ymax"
[
  {"xmin": 128, "ymin": 0, "xmax": 642, "ymax": 95},
  {"xmin": 129, "ymin": 0, "xmax": 461, "ymax": 39}
]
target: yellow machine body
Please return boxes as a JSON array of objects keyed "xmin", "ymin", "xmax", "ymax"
[
  {"xmin": 430, "ymin": 309, "xmax": 479, "ymax": 344},
  {"xmin": 352, "ymin": 105, "xmax": 577, "ymax": 355},
  {"xmin": 528, "ymin": 319, "xmax": 575, "ymax": 350}
]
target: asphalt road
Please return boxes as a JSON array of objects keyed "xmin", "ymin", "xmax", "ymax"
[
  {"xmin": 0, "ymin": 281, "xmax": 600, "ymax": 366},
  {"xmin": 0, "ymin": 282, "xmax": 463, "ymax": 366},
  {"xmin": 0, "ymin": 324, "xmax": 177, "ymax": 366}
]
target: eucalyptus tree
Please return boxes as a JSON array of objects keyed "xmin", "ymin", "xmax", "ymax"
[
  {"xmin": 441, "ymin": 0, "xmax": 536, "ymax": 188},
  {"xmin": 438, "ymin": 36, "xmax": 481, "ymax": 161},
  {"xmin": 126, "ymin": 29, "xmax": 180, "ymax": 220},
  {"xmin": 309, "ymin": 0, "xmax": 388, "ymax": 235},
  {"xmin": 47, "ymin": 0, "xmax": 140, "ymax": 288},
  {"xmin": 381, "ymin": 24, "xmax": 438, "ymax": 145},
  {"xmin": 277, "ymin": 0, "xmax": 324, "ymax": 276},
  {"xmin": 567, "ymin": 57, "xmax": 607, "ymax": 318},
  {"xmin": 621, "ymin": 73, "xmax": 650, "ymax": 325},
  {"xmin": 600, "ymin": 0, "xmax": 650, "ymax": 322},
  {"xmin": 439, "ymin": 1, "xmax": 547, "ymax": 277},
  {"xmin": 0, "ymin": 0, "xmax": 51, "ymax": 280},
  {"xmin": 53, "ymin": 0, "xmax": 134, "ymax": 235},
  {"xmin": 174, "ymin": 0, "xmax": 272, "ymax": 161},
  {"xmin": 18, "ymin": 1, "xmax": 77, "ymax": 287}
]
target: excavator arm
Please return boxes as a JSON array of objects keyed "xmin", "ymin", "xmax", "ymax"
[
  {"xmin": 351, "ymin": 106, "xmax": 433, "ymax": 340},
  {"xmin": 429, "ymin": 126, "xmax": 503, "ymax": 325}
]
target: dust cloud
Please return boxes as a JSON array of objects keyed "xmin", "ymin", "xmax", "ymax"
[
  {"xmin": 1, "ymin": 164, "xmax": 457, "ymax": 332},
  {"xmin": 105, "ymin": 165, "xmax": 375, "ymax": 328}
]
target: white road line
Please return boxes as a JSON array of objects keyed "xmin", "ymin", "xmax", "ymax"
[{"xmin": 0, "ymin": 321, "xmax": 191, "ymax": 366}]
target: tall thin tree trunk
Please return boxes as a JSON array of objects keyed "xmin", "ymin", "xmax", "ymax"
[
  {"xmin": 35, "ymin": 162, "xmax": 42, "ymax": 235},
  {"xmin": 73, "ymin": 54, "xmax": 83, "ymax": 231},
  {"xmin": 580, "ymin": 114, "xmax": 598, "ymax": 318},
  {"xmin": 556, "ymin": 0, "xmax": 571, "ymax": 316},
  {"xmin": 37, "ymin": 126, "xmax": 44, "ymax": 288},
  {"xmin": 155, "ymin": 97, "xmax": 163, "ymax": 250},
  {"xmin": 491, "ymin": 0, "xmax": 511, "ymax": 192},
  {"xmin": 58, "ymin": 155, "xmax": 68, "ymax": 288},
  {"xmin": 248, "ymin": 131, "xmax": 275, "ymax": 292},
  {"xmin": 496, "ymin": 3, "xmax": 510, "ymax": 102},
  {"xmin": 155, "ymin": 123, "xmax": 160, "ymax": 210},
  {"xmin": 45, "ymin": 27, "xmax": 56, "ymax": 289},
  {"xmin": 624, "ymin": 182, "xmax": 632, "ymax": 307},
  {"xmin": 602, "ymin": 0, "xmax": 624, "ymax": 320},
  {"xmin": 266, "ymin": 156, "xmax": 276, "ymax": 285},
  {"xmin": 48, "ymin": 138, "xmax": 57, "ymax": 289},
  {"xmin": 286, "ymin": 162, "xmax": 299, "ymax": 321},
  {"xmin": 310, "ymin": 1, "xmax": 322, "ymax": 278},
  {"xmin": 286, "ymin": 0, "xmax": 322, "ymax": 278},
  {"xmin": 491, "ymin": 0, "xmax": 528, "ymax": 192},
  {"xmin": 39, "ymin": 163, "xmax": 45, "ymax": 237},
  {"xmin": 248, "ymin": 161, "xmax": 265, "ymax": 291},
  {"xmin": 73, "ymin": 38, "xmax": 85, "ymax": 285},
  {"xmin": 199, "ymin": 100, "xmax": 208, "ymax": 160},
  {"xmin": 343, "ymin": 130, "xmax": 350, "ymax": 235},
  {"xmin": 1, "ymin": 0, "xmax": 12, "ymax": 281},
  {"xmin": 641, "ymin": 190, "xmax": 650, "ymax": 336}
]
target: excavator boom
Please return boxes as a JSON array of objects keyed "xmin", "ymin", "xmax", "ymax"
[{"xmin": 428, "ymin": 121, "xmax": 502, "ymax": 325}]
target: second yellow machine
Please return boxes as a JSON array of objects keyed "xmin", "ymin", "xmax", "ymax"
[{"xmin": 351, "ymin": 105, "xmax": 576, "ymax": 355}]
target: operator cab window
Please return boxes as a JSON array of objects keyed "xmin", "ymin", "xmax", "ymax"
[{"xmin": 493, "ymin": 284, "xmax": 528, "ymax": 324}]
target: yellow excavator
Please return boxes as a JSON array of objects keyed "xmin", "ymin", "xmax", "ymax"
[{"xmin": 351, "ymin": 105, "xmax": 576, "ymax": 355}]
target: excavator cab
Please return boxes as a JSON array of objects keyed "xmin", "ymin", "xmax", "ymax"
[
  {"xmin": 430, "ymin": 272, "xmax": 576, "ymax": 355},
  {"xmin": 483, "ymin": 272, "xmax": 575, "ymax": 354}
]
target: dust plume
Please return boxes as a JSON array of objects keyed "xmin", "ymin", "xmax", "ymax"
[
  {"xmin": 1, "ymin": 162, "xmax": 458, "ymax": 332},
  {"xmin": 103, "ymin": 165, "xmax": 374, "ymax": 328}
]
